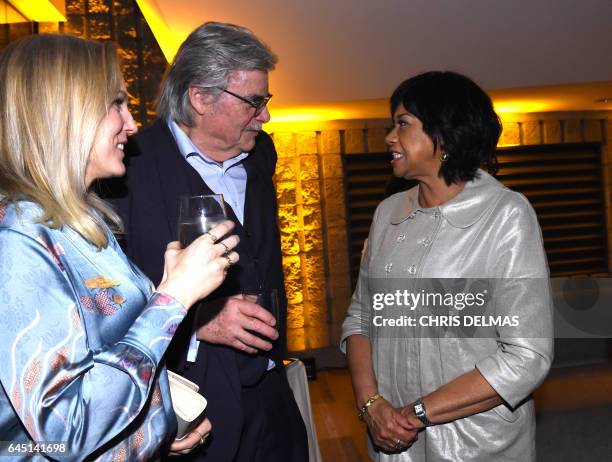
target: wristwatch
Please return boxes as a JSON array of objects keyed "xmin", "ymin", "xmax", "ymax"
[{"xmin": 413, "ymin": 397, "xmax": 433, "ymax": 427}]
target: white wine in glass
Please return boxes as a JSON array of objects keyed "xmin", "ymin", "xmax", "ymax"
[{"xmin": 178, "ymin": 194, "xmax": 228, "ymax": 248}]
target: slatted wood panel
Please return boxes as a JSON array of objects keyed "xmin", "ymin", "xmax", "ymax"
[
  {"xmin": 497, "ymin": 143, "xmax": 608, "ymax": 277},
  {"xmin": 345, "ymin": 143, "xmax": 608, "ymax": 285},
  {"xmin": 343, "ymin": 153, "xmax": 395, "ymax": 285},
  {"xmin": 344, "ymin": 154, "xmax": 417, "ymax": 284}
]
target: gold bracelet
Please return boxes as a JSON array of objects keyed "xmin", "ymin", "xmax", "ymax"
[{"xmin": 358, "ymin": 393, "xmax": 382, "ymax": 420}]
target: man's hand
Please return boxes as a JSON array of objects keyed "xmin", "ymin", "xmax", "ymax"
[{"xmin": 196, "ymin": 295, "xmax": 278, "ymax": 354}]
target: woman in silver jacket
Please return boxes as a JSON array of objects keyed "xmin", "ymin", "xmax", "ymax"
[{"xmin": 341, "ymin": 71, "xmax": 553, "ymax": 461}]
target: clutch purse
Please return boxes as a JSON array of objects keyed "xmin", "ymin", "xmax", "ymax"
[{"xmin": 167, "ymin": 370, "xmax": 208, "ymax": 440}]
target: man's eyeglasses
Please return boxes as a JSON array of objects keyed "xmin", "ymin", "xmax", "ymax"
[{"xmin": 220, "ymin": 88, "xmax": 272, "ymax": 116}]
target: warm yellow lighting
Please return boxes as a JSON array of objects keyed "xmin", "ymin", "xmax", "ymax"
[
  {"xmin": 264, "ymin": 97, "xmax": 560, "ymax": 131},
  {"xmin": 270, "ymin": 108, "xmax": 346, "ymax": 123},
  {"xmin": 0, "ymin": 1, "xmax": 26, "ymax": 23},
  {"xmin": 8, "ymin": 0, "xmax": 65, "ymax": 22},
  {"xmin": 265, "ymin": 100, "xmax": 389, "ymax": 131},
  {"xmin": 266, "ymin": 108, "xmax": 345, "ymax": 132},
  {"xmin": 494, "ymin": 100, "xmax": 550, "ymax": 114},
  {"xmin": 135, "ymin": 0, "xmax": 182, "ymax": 62}
]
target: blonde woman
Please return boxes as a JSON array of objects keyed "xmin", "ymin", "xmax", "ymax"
[{"xmin": 0, "ymin": 34, "xmax": 238, "ymax": 460}]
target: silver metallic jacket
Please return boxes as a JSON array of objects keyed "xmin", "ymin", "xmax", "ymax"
[{"xmin": 341, "ymin": 170, "xmax": 553, "ymax": 461}]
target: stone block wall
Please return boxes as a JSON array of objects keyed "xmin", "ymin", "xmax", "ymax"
[
  {"xmin": 65, "ymin": 0, "xmax": 166, "ymax": 126},
  {"xmin": 268, "ymin": 121, "xmax": 390, "ymax": 351},
  {"xmin": 271, "ymin": 131, "xmax": 349, "ymax": 351},
  {"xmin": 0, "ymin": 0, "xmax": 166, "ymax": 127}
]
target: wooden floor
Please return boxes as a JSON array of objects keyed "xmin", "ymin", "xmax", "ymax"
[
  {"xmin": 309, "ymin": 369, "xmax": 369, "ymax": 461},
  {"xmin": 308, "ymin": 364, "xmax": 612, "ymax": 462}
]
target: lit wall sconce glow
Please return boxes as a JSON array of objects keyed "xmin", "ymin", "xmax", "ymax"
[
  {"xmin": 8, "ymin": 0, "xmax": 66, "ymax": 22},
  {"xmin": 135, "ymin": 0, "xmax": 182, "ymax": 62}
]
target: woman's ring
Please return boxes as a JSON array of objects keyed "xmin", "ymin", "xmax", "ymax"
[
  {"xmin": 394, "ymin": 440, "xmax": 402, "ymax": 450},
  {"xmin": 219, "ymin": 241, "xmax": 230, "ymax": 254},
  {"xmin": 224, "ymin": 254, "xmax": 233, "ymax": 266},
  {"xmin": 204, "ymin": 231, "xmax": 219, "ymax": 243},
  {"xmin": 192, "ymin": 429, "xmax": 206, "ymax": 445}
]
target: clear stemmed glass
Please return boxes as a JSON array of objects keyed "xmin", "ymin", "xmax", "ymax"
[{"xmin": 177, "ymin": 194, "xmax": 228, "ymax": 248}]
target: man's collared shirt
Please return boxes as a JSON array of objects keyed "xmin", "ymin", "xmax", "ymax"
[
  {"xmin": 169, "ymin": 119, "xmax": 250, "ymax": 362},
  {"xmin": 168, "ymin": 120, "xmax": 275, "ymax": 370},
  {"xmin": 168, "ymin": 119, "xmax": 249, "ymax": 224}
]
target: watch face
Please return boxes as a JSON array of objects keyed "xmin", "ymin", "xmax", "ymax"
[{"xmin": 415, "ymin": 403, "xmax": 425, "ymax": 415}]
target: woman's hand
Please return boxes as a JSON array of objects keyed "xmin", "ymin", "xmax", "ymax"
[
  {"xmin": 157, "ymin": 220, "xmax": 239, "ymax": 308},
  {"xmin": 398, "ymin": 369, "xmax": 504, "ymax": 427},
  {"xmin": 168, "ymin": 417, "xmax": 212, "ymax": 456},
  {"xmin": 364, "ymin": 398, "xmax": 419, "ymax": 452},
  {"xmin": 346, "ymin": 335, "xmax": 418, "ymax": 452}
]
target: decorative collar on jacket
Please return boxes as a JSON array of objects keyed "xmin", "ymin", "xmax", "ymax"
[{"xmin": 390, "ymin": 169, "xmax": 505, "ymax": 228}]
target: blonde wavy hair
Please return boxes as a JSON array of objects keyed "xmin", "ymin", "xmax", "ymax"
[{"xmin": 0, "ymin": 34, "xmax": 124, "ymax": 248}]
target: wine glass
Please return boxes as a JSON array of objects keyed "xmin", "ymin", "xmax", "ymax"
[
  {"xmin": 243, "ymin": 288, "xmax": 279, "ymax": 343},
  {"xmin": 178, "ymin": 194, "xmax": 227, "ymax": 248}
]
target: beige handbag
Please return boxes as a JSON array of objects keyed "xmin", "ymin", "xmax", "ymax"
[{"xmin": 167, "ymin": 371, "xmax": 208, "ymax": 440}]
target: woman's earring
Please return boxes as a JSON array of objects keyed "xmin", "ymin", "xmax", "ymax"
[{"xmin": 440, "ymin": 151, "xmax": 448, "ymax": 162}]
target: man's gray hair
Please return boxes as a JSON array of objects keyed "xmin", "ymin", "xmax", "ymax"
[{"xmin": 156, "ymin": 21, "xmax": 277, "ymax": 126}]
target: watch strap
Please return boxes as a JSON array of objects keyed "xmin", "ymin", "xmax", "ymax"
[{"xmin": 413, "ymin": 397, "xmax": 433, "ymax": 427}]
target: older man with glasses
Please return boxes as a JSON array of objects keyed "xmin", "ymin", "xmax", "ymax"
[{"xmin": 104, "ymin": 21, "xmax": 308, "ymax": 462}]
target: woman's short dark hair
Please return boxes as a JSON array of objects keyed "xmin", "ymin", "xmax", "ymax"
[{"xmin": 390, "ymin": 71, "xmax": 501, "ymax": 185}]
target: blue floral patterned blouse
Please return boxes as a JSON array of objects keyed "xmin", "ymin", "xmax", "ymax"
[{"xmin": 0, "ymin": 199, "xmax": 186, "ymax": 461}]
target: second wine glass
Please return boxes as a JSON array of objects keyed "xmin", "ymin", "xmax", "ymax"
[{"xmin": 178, "ymin": 194, "xmax": 228, "ymax": 248}]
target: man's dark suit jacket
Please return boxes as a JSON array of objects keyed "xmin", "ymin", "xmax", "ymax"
[{"xmin": 103, "ymin": 121, "xmax": 306, "ymax": 462}]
